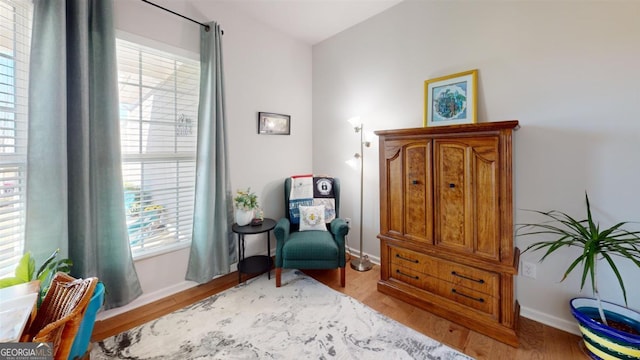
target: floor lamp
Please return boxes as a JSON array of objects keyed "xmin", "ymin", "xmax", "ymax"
[{"xmin": 348, "ymin": 117, "xmax": 373, "ymax": 272}]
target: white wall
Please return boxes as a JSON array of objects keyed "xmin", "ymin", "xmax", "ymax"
[
  {"xmin": 102, "ymin": 0, "xmax": 312, "ymax": 318},
  {"xmin": 312, "ymin": 1, "xmax": 640, "ymax": 335}
]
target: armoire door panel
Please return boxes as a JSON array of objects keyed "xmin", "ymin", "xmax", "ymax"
[
  {"xmin": 404, "ymin": 142, "xmax": 431, "ymax": 243},
  {"xmin": 435, "ymin": 137, "xmax": 500, "ymax": 257},
  {"xmin": 435, "ymin": 143, "xmax": 470, "ymax": 251},
  {"xmin": 473, "ymin": 147, "xmax": 500, "ymax": 260},
  {"xmin": 387, "ymin": 149, "xmax": 404, "ymax": 236}
]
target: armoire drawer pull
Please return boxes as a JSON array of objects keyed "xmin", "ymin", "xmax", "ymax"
[
  {"xmin": 451, "ymin": 271, "xmax": 485, "ymax": 284},
  {"xmin": 395, "ymin": 253, "xmax": 419, "ymax": 263},
  {"xmin": 396, "ymin": 269, "xmax": 419, "ymax": 280},
  {"xmin": 412, "ymin": 180, "xmax": 419, "ymax": 185},
  {"xmin": 449, "ymin": 183, "xmax": 455, "ymax": 188},
  {"xmin": 451, "ymin": 289, "xmax": 484, "ymax": 303}
]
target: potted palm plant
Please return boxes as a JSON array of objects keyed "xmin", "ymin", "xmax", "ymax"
[{"xmin": 517, "ymin": 193, "xmax": 640, "ymax": 359}]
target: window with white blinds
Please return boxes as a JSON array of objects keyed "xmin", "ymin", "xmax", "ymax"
[
  {"xmin": 0, "ymin": 0, "xmax": 31, "ymax": 278},
  {"xmin": 116, "ymin": 38, "xmax": 200, "ymax": 257}
]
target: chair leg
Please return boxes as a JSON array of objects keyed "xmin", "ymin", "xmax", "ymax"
[
  {"xmin": 340, "ymin": 266, "xmax": 345, "ymax": 287},
  {"xmin": 276, "ymin": 268, "xmax": 282, "ymax": 287}
]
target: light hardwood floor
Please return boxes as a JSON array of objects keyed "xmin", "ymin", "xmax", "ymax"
[{"xmin": 92, "ymin": 263, "xmax": 587, "ymax": 359}]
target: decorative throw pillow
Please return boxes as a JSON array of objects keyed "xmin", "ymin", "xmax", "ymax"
[{"xmin": 298, "ymin": 205, "xmax": 327, "ymax": 231}]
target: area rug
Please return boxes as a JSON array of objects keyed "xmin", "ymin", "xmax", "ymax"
[{"xmin": 92, "ymin": 270, "xmax": 473, "ymax": 359}]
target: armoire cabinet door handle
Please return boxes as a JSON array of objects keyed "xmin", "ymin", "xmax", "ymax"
[
  {"xmin": 395, "ymin": 254, "xmax": 419, "ymax": 263},
  {"xmin": 451, "ymin": 288, "xmax": 485, "ymax": 303},
  {"xmin": 451, "ymin": 271, "xmax": 485, "ymax": 284},
  {"xmin": 412, "ymin": 180, "xmax": 419, "ymax": 185},
  {"xmin": 449, "ymin": 183, "xmax": 455, "ymax": 188},
  {"xmin": 396, "ymin": 269, "xmax": 419, "ymax": 280}
]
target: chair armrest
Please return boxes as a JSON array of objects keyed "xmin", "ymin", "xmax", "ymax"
[
  {"xmin": 330, "ymin": 218, "xmax": 349, "ymax": 237},
  {"xmin": 274, "ymin": 218, "xmax": 290, "ymax": 267},
  {"xmin": 330, "ymin": 218, "xmax": 349, "ymax": 267}
]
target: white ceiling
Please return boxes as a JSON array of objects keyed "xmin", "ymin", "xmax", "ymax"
[{"xmin": 205, "ymin": 0, "xmax": 403, "ymax": 45}]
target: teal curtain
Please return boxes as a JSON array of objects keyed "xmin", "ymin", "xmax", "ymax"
[
  {"xmin": 186, "ymin": 22, "xmax": 234, "ymax": 283},
  {"xmin": 26, "ymin": 0, "xmax": 142, "ymax": 309}
]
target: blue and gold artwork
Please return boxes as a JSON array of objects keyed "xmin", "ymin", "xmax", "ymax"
[{"xmin": 432, "ymin": 81, "xmax": 467, "ymax": 122}]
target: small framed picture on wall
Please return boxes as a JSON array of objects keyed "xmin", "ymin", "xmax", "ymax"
[{"xmin": 258, "ymin": 112, "xmax": 291, "ymax": 135}]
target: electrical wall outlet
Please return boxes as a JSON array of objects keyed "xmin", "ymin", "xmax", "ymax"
[
  {"xmin": 521, "ymin": 261, "xmax": 537, "ymax": 279},
  {"xmin": 344, "ymin": 218, "xmax": 351, "ymax": 228}
]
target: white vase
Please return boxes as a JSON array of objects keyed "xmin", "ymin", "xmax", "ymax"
[{"xmin": 235, "ymin": 209, "xmax": 254, "ymax": 226}]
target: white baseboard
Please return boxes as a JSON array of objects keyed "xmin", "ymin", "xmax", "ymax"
[
  {"xmin": 519, "ymin": 305, "xmax": 580, "ymax": 336},
  {"xmin": 346, "ymin": 246, "xmax": 381, "ymax": 265},
  {"xmin": 97, "ymin": 281, "xmax": 197, "ymax": 321}
]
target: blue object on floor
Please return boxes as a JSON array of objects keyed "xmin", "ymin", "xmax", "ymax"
[{"xmin": 68, "ymin": 282, "xmax": 105, "ymax": 360}]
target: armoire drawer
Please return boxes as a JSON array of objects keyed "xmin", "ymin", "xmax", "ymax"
[
  {"xmin": 436, "ymin": 281, "xmax": 499, "ymax": 318},
  {"xmin": 390, "ymin": 246, "xmax": 436, "ymax": 274},
  {"xmin": 436, "ymin": 258, "xmax": 499, "ymax": 297},
  {"xmin": 389, "ymin": 263, "xmax": 437, "ymax": 292},
  {"xmin": 389, "ymin": 246, "xmax": 499, "ymax": 297}
]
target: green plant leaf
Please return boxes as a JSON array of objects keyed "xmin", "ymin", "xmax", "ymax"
[
  {"xmin": 36, "ymin": 268, "xmax": 51, "ymax": 285},
  {"xmin": 14, "ymin": 252, "xmax": 34, "ymax": 282},
  {"xmin": 601, "ymin": 252, "xmax": 627, "ymax": 305},
  {"xmin": 36, "ymin": 249, "xmax": 60, "ymax": 279},
  {"xmin": 52, "ymin": 259, "xmax": 73, "ymax": 274},
  {"xmin": 560, "ymin": 255, "xmax": 585, "ymax": 283},
  {"xmin": 37, "ymin": 258, "xmax": 73, "ymax": 287},
  {"xmin": 585, "ymin": 193, "xmax": 598, "ymax": 240},
  {"xmin": 584, "ymin": 248, "xmax": 595, "ymax": 293}
]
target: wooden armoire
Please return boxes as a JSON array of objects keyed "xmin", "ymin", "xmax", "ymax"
[{"xmin": 375, "ymin": 120, "xmax": 520, "ymax": 347}]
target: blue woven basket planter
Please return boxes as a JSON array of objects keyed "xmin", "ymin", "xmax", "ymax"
[{"xmin": 570, "ymin": 297, "xmax": 640, "ymax": 360}]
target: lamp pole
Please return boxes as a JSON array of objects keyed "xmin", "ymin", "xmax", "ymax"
[{"xmin": 350, "ymin": 122, "xmax": 372, "ymax": 272}]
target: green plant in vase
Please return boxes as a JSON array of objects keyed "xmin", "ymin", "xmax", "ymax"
[
  {"xmin": 234, "ymin": 188, "xmax": 259, "ymax": 226},
  {"xmin": 517, "ymin": 193, "xmax": 640, "ymax": 359}
]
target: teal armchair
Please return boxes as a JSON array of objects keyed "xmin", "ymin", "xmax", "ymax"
[{"xmin": 274, "ymin": 177, "xmax": 349, "ymax": 287}]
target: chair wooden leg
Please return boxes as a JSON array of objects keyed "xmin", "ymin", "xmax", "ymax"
[
  {"xmin": 276, "ymin": 268, "xmax": 282, "ymax": 287},
  {"xmin": 340, "ymin": 266, "xmax": 345, "ymax": 287}
]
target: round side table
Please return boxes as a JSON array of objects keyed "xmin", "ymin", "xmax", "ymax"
[{"xmin": 232, "ymin": 218, "xmax": 276, "ymax": 284}]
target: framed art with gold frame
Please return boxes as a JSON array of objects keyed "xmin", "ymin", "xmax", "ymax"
[{"xmin": 423, "ymin": 69, "xmax": 478, "ymax": 127}]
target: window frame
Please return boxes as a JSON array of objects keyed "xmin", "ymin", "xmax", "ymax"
[
  {"xmin": 0, "ymin": 0, "xmax": 32, "ymax": 278},
  {"xmin": 115, "ymin": 31, "xmax": 200, "ymax": 260}
]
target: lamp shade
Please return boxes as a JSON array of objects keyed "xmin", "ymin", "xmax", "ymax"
[{"xmin": 347, "ymin": 116, "xmax": 361, "ymax": 128}]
